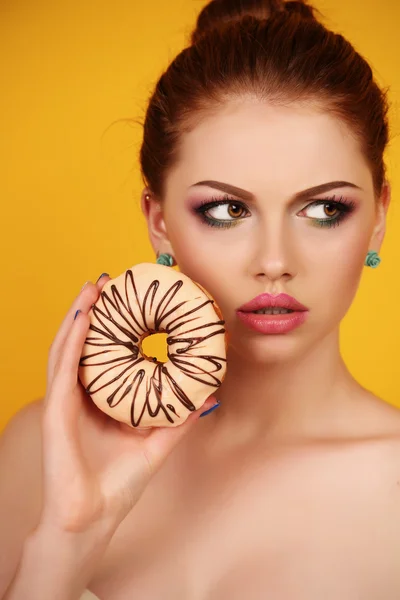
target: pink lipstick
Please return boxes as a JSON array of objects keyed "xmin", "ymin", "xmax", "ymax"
[{"xmin": 237, "ymin": 293, "xmax": 309, "ymax": 334}]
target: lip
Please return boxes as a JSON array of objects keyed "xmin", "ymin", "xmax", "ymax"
[
  {"xmin": 237, "ymin": 310, "xmax": 308, "ymax": 334},
  {"xmin": 237, "ymin": 293, "xmax": 308, "ymax": 313}
]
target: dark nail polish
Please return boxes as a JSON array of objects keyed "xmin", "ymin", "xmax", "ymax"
[
  {"xmin": 74, "ymin": 310, "xmax": 81, "ymax": 321},
  {"xmin": 200, "ymin": 402, "xmax": 220, "ymax": 418},
  {"xmin": 96, "ymin": 272, "xmax": 109, "ymax": 283}
]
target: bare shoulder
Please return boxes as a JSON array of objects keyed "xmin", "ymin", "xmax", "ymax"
[
  {"xmin": 0, "ymin": 398, "xmax": 45, "ymax": 595},
  {"xmin": 0, "ymin": 398, "xmax": 45, "ymax": 458},
  {"xmin": 0, "ymin": 398, "xmax": 45, "ymax": 464},
  {"xmin": 345, "ymin": 387, "xmax": 400, "ymax": 439},
  {"xmin": 1, "ymin": 397, "xmax": 44, "ymax": 432},
  {"xmin": 358, "ymin": 392, "xmax": 400, "ymax": 489},
  {"xmin": 366, "ymin": 392, "xmax": 400, "ymax": 439}
]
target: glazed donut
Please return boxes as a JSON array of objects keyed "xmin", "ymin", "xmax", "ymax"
[{"xmin": 78, "ymin": 260, "xmax": 227, "ymax": 428}]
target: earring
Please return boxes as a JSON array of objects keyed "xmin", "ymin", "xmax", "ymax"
[
  {"xmin": 365, "ymin": 251, "xmax": 381, "ymax": 268},
  {"xmin": 156, "ymin": 252, "xmax": 176, "ymax": 267}
]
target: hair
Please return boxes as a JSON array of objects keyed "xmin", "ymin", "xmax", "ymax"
[{"xmin": 139, "ymin": 0, "xmax": 390, "ymax": 201}]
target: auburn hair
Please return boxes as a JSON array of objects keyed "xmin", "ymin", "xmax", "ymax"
[{"xmin": 139, "ymin": 0, "xmax": 390, "ymax": 201}]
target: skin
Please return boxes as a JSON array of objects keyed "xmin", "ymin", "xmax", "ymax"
[
  {"xmin": 82, "ymin": 99, "xmax": 400, "ymax": 599},
  {"xmin": 142, "ymin": 98, "xmax": 393, "ymax": 451}
]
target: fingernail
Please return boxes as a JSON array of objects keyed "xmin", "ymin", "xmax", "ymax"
[
  {"xmin": 74, "ymin": 309, "xmax": 81, "ymax": 321},
  {"xmin": 200, "ymin": 401, "xmax": 220, "ymax": 418},
  {"xmin": 96, "ymin": 272, "xmax": 109, "ymax": 283}
]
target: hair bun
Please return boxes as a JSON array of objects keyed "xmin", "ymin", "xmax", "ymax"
[
  {"xmin": 284, "ymin": 1, "xmax": 316, "ymax": 19},
  {"xmin": 191, "ymin": 0, "xmax": 317, "ymax": 46}
]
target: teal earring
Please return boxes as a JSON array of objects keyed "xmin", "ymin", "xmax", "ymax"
[
  {"xmin": 365, "ymin": 251, "xmax": 381, "ymax": 268},
  {"xmin": 158, "ymin": 250, "xmax": 381, "ymax": 269},
  {"xmin": 156, "ymin": 252, "xmax": 175, "ymax": 267}
]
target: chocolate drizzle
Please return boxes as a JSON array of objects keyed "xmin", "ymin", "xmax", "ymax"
[{"xmin": 79, "ymin": 267, "xmax": 227, "ymax": 427}]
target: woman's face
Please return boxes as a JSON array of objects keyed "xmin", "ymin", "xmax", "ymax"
[{"xmin": 151, "ymin": 100, "xmax": 386, "ymax": 363}]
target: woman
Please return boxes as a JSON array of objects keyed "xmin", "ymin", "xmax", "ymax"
[{"xmin": 2, "ymin": 0, "xmax": 400, "ymax": 598}]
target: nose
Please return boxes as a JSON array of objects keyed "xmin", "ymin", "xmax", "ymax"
[{"xmin": 251, "ymin": 216, "xmax": 295, "ymax": 286}]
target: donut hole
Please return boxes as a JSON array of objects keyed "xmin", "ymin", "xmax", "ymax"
[{"xmin": 140, "ymin": 332, "xmax": 169, "ymax": 364}]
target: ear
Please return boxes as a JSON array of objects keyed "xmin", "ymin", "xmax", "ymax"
[
  {"xmin": 369, "ymin": 180, "xmax": 391, "ymax": 252},
  {"xmin": 140, "ymin": 188, "xmax": 174, "ymax": 257}
]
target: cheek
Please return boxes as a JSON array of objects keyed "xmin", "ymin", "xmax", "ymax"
[
  {"xmin": 173, "ymin": 243, "xmax": 232, "ymax": 312},
  {"xmin": 177, "ymin": 253, "xmax": 230, "ymax": 303},
  {"xmin": 313, "ymin": 231, "xmax": 369, "ymax": 324},
  {"xmin": 166, "ymin": 209, "xmax": 232, "ymax": 281},
  {"xmin": 167, "ymin": 221, "xmax": 221, "ymax": 288}
]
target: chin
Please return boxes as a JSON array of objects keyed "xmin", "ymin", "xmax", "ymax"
[{"xmin": 229, "ymin": 332, "xmax": 309, "ymax": 366}]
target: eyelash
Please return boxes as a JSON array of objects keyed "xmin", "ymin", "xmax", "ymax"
[{"xmin": 194, "ymin": 194, "xmax": 356, "ymax": 229}]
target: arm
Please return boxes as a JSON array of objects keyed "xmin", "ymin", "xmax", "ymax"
[
  {"xmin": 3, "ymin": 523, "xmax": 112, "ymax": 600},
  {"xmin": 1, "ymin": 277, "xmax": 218, "ymax": 599},
  {"xmin": 0, "ymin": 400, "xmax": 44, "ymax": 597},
  {"xmin": 0, "ymin": 401, "xmax": 114, "ymax": 600}
]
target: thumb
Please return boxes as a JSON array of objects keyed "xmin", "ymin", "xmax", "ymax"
[
  {"xmin": 142, "ymin": 395, "xmax": 219, "ymax": 473},
  {"xmin": 100, "ymin": 395, "xmax": 219, "ymax": 522}
]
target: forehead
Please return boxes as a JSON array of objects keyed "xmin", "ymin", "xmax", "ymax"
[{"xmin": 166, "ymin": 99, "xmax": 372, "ymax": 197}]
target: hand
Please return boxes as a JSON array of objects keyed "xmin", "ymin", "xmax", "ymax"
[{"xmin": 40, "ymin": 275, "xmax": 218, "ymax": 538}]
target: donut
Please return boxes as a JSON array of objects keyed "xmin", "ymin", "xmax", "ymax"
[{"xmin": 78, "ymin": 261, "xmax": 228, "ymax": 428}]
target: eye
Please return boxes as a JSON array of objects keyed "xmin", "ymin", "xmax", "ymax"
[
  {"xmin": 302, "ymin": 201, "xmax": 340, "ymax": 220},
  {"xmin": 194, "ymin": 196, "xmax": 250, "ymax": 228},
  {"xmin": 194, "ymin": 194, "xmax": 356, "ymax": 230},
  {"xmin": 204, "ymin": 202, "xmax": 247, "ymax": 221},
  {"xmin": 299, "ymin": 197, "xmax": 356, "ymax": 228}
]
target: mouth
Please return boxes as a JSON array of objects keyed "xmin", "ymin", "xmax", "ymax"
[
  {"xmin": 236, "ymin": 306, "xmax": 309, "ymax": 334},
  {"xmin": 238, "ymin": 293, "xmax": 308, "ymax": 314},
  {"xmin": 246, "ymin": 308, "xmax": 296, "ymax": 315}
]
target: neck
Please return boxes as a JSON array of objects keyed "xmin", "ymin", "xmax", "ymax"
[{"xmin": 207, "ymin": 329, "xmax": 363, "ymax": 450}]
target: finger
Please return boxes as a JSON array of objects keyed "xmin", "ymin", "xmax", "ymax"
[
  {"xmin": 52, "ymin": 272, "xmax": 111, "ymax": 363},
  {"xmin": 45, "ymin": 311, "xmax": 92, "ymax": 423},
  {"xmin": 47, "ymin": 282, "xmax": 99, "ymax": 385},
  {"xmin": 46, "ymin": 276, "xmax": 112, "ymax": 415},
  {"xmin": 96, "ymin": 273, "xmax": 112, "ymax": 292}
]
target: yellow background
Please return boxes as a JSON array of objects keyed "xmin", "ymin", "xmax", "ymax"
[{"xmin": 0, "ymin": 0, "xmax": 399, "ymax": 432}]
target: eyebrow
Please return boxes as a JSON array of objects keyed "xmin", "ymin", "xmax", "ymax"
[{"xmin": 190, "ymin": 180, "xmax": 362, "ymax": 202}]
